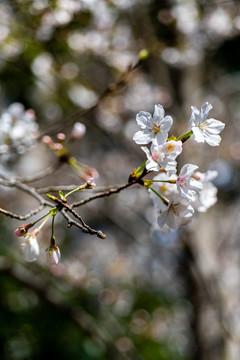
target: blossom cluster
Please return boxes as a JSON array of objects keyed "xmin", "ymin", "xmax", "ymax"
[
  {"xmin": 14, "ymin": 215, "xmax": 61, "ymax": 265},
  {"xmin": 0, "ymin": 103, "xmax": 39, "ymax": 158},
  {"xmin": 14, "ymin": 178, "xmax": 97, "ymax": 265},
  {"xmin": 133, "ymin": 102, "xmax": 225, "ymax": 233}
]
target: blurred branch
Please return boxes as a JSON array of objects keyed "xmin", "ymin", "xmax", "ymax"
[
  {"xmin": 40, "ymin": 54, "xmax": 147, "ymax": 138},
  {"xmin": 16, "ymin": 162, "xmax": 62, "ymax": 183},
  {"xmin": 0, "ymin": 176, "xmax": 53, "ymax": 220},
  {"xmin": 0, "ymin": 204, "xmax": 45, "ymax": 221}
]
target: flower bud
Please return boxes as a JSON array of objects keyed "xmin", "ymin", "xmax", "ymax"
[
  {"xmin": 42, "ymin": 136, "xmax": 53, "ymax": 146},
  {"xmin": 14, "ymin": 224, "xmax": 32, "ymax": 237},
  {"xmin": 71, "ymin": 122, "xmax": 86, "ymax": 140},
  {"xmin": 86, "ymin": 177, "xmax": 96, "ymax": 189},
  {"xmin": 46, "ymin": 246, "xmax": 61, "ymax": 266},
  {"xmin": 53, "ymin": 143, "xmax": 63, "ymax": 151},
  {"xmin": 56, "ymin": 133, "xmax": 66, "ymax": 142},
  {"xmin": 22, "ymin": 234, "xmax": 40, "ymax": 262}
]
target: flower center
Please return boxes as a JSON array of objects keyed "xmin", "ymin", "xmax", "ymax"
[
  {"xmin": 151, "ymin": 123, "xmax": 160, "ymax": 134},
  {"xmin": 164, "ymin": 143, "xmax": 175, "ymax": 153},
  {"xmin": 151, "ymin": 152, "xmax": 160, "ymax": 162},
  {"xmin": 160, "ymin": 184, "xmax": 167, "ymax": 192},
  {"xmin": 177, "ymin": 176, "xmax": 186, "ymax": 186},
  {"xmin": 199, "ymin": 121, "xmax": 208, "ymax": 130}
]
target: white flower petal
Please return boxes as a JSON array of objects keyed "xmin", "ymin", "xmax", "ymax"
[
  {"xmin": 179, "ymin": 164, "xmax": 198, "ymax": 178},
  {"xmin": 133, "ymin": 130, "xmax": 153, "ymax": 144},
  {"xmin": 153, "ymin": 104, "xmax": 165, "ymax": 123},
  {"xmin": 192, "ymin": 126, "xmax": 205, "ymax": 142},
  {"xmin": 190, "ymin": 106, "xmax": 201, "ymax": 126},
  {"xmin": 23, "ymin": 236, "xmax": 40, "ymax": 262},
  {"xmin": 159, "ymin": 115, "xmax": 173, "ymax": 132},
  {"xmin": 180, "ymin": 204, "xmax": 194, "ymax": 218},
  {"xmin": 155, "ymin": 131, "xmax": 168, "ymax": 145},
  {"xmin": 165, "ymin": 211, "xmax": 178, "ymax": 230},
  {"xmin": 201, "ymin": 102, "xmax": 212, "ymax": 121},
  {"xmin": 157, "ymin": 208, "xmax": 168, "ymax": 228},
  {"xmin": 206, "ymin": 118, "xmax": 225, "ymax": 133},
  {"xmin": 136, "ymin": 111, "xmax": 152, "ymax": 129},
  {"xmin": 204, "ymin": 132, "xmax": 221, "ymax": 146}
]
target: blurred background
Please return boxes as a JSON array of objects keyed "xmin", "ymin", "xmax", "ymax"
[{"xmin": 0, "ymin": 0, "xmax": 239, "ymax": 359}]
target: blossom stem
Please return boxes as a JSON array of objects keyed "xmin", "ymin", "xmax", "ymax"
[
  {"xmin": 50, "ymin": 212, "xmax": 56, "ymax": 247},
  {"xmin": 30, "ymin": 210, "xmax": 54, "ymax": 227},
  {"xmin": 176, "ymin": 130, "xmax": 193, "ymax": 143},
  {"xmin": 65, "ymin": 185, "xmax": 86, "ymax": 198},
  {"xmin": 34, "ymin": 209, "xmax": 56, "ymax": 235},
  {"xmin": 150, "ymin": 179, "xmax": 176, "ymax": 184},
  {"xmin": 149, "ymin": 186, "xmax": 169, "ymax": 206}
]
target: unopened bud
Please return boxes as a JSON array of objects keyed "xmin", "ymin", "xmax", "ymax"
[
  {"xmin": 14, "ymin": 224, "xmax": 32, "ymax": 237},
  {"xmin": 42, "ymin": 136, "xmax": 53, "ymax": 146},
  {"xmin": 53, "ymin": 143, "xmax": 63, "ymax": 151},
  {"xmin": 46, "ymin": 246, "xmax": 61, "ymax": 265},
  {"xmin": 86, "ymin": 177, "xmax": 96, "ymax": 189},
  {"xmin": 71, "ymin": 122, "xmax": 86, "ymax": 140},
  {"xmin": 56, "ymin": 133, "xmax": 66, "ymax": 142}
]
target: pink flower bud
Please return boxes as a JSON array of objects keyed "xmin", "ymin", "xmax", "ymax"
[
  {"xmin": 53, "ymin": 143, "xmax": 63, "ymax": 151},
  {"xmin": 56, "ymin": 133, "xmax": 66, "ymax": 142},
  {"xmin": 46, "ymin": 246, "xmax": 61, "ymax": 266},
  {"xmin": 14, "ymin": 224, "xmax": 31, "ymax": 237},
  {"xmin": 25, "ymin": 109, "xmax": 36, "ymax": 122},
  {"xmin": 15, "ymin": 227, "xmax": 26, "ymax": 237},
  {"xmin": 42, "ymin": 136, "xmax": 53, "ymax": 146},
  {"xmin": 71, "ymin": 122, "xmax": 86, "ymax": 140}
]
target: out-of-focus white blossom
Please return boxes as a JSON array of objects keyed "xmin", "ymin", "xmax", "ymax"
[
  {"xmin": 193, "ymin": 170, "xmax": 218, "ymax": 212},
  {"xmin": 0, "ymin": 103, "xmax": 38, "ymax": 156},
  {"xmin": 177, "ymin": 164, "xmax": 202, "ymax": 201},
  {"xmin": 22, "ymin": 234, "xmax": 40, "ymax": 262},
  {"xmin": 190, "ymin": 102, "xmax": 225, "ymax": 146},
  {"xmin": 71, "ymin": 122, "xmax": 86, "ymax": 140},
  {"xmin": 133, "ymin": 104, "xmax": 173, "ymax": 145},
  {"xmin": 68, "ymin": 85, "xmax": 97, "ymax": 108},
  {"xmin": 205, "ymin": 8, "xmax": 233, "ymax": 37}
]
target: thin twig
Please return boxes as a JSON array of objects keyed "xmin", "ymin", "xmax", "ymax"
[
  {"xmin": 72, "ymin": 181, "xmax": 139, "ymax": 208},
  {"xmin": 37, "ymin": 184, "xmax": 79, "ymax": 194},
  {"xmin": 60, "ymin": 205, "xmax": 106, "ymax": 239},
  {"xmin": 16, "ymin": 162, "xmax": 62, "ymax": 183},
  {"xmin": 0, "ymin": 204, "xmax": 45, "ymax": 220}
]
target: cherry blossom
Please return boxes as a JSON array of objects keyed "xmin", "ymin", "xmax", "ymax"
[
  {"xmin": 0, "ymin": 102, "xmax": 39, "ymax": 155},
  {"xmin": 150, "ymin": 173, "xmax": 177, "ymax": 204},
  {"xmin": 141, "ymin": 143, "xmax": 177, "ymax": 173},
  {"xmin": 193, "ymin": 170, "xmax": 218, "ymax": 212},
  {"xmin": 162, "ymin": 140, "xmax": 182, "ymax": 159},
  {"xmin": 157, "ymin": 195, "xmax": 194, "ymax": 231},
  {"xmin": 190, "ymin": 102, "xmax": 225, "ymax": 146},
  {"xmin": 176, "ymin": 164, "xmax": 203, "ymax": 201},
  {"xmin": 133, "ymin": 104, "xmax": 173, "ymax": 145}
]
